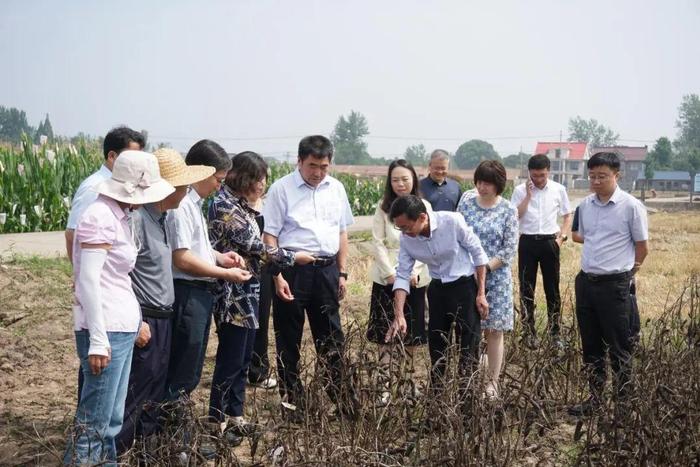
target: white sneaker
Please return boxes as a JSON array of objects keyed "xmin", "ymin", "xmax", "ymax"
[
  {"xmin": 378, "ymin": 390, "xmax": 391, "ymax": 407},
  {"xmin": 249, "ymin": 377, "xmax": 278, "ymax": 390},
  {"xmin": 484, "ymin": 381, "xmax": 499, "ymax": 400}
]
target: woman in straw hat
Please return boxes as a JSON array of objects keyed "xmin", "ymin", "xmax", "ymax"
[
  {"xmin": 207, "ymin": 151, "xmax": 315, "ymax": 444},
  {"xmin": 63, "ymin": 151, "xmax": 174, "ymax": 466},
  {"xmin": 115, "ymin": 148, "xmax": 215, "ymax": 456}
]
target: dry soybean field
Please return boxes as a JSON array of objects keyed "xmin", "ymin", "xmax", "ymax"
[{"xmin": 0, "ymin": 211, "xmax": 699, "ymax": 466}]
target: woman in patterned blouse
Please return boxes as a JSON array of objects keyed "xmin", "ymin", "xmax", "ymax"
[
  {"xmin": 457, "ymin": 160, "xmax": 519, "ymax": 399},
  {"xmin": 207, "ymin": 152, "xmax": 314, "ymax": 444}
]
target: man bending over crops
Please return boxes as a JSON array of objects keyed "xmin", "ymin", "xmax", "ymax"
[
  {"xmin": 386, "ymin": 195, "xmax": 489, "ymax": 402},
  {"xmin": 568, "ymin": 152, "xmax": 648, "ymax": 417},
  {"xmin": 65, "ymin": 126, "xmax": 146, "ymax": 262}
]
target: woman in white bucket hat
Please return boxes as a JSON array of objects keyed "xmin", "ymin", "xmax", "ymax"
[{"xmin": 64, "ymin": 150, "xmax": 173, "ymax": 466}]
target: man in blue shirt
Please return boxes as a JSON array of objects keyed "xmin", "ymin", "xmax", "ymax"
[
  {"xmin": 386, "ymin": 195, "xmax": 489, "ymax": 393},
  {"xmin": 568, "ymin": 152, "xmax": 648, "ymax": 417},
  {"xmin": 419, "ymin": 149, "xmax": 462, "ymax": 211}
]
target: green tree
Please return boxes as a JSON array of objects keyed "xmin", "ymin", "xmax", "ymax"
[
  {"xmin": 673, "ymin": 94, "xmax": 700, "ymax": 198},
  {"xmin": 502, "ymin": 152, "xmax": 529, "ymax": 169},
  {"xmin": 567, "ymin": 116, "xmax": 619, "ymax": 146},
  {"xmin": 34, "ymin": 113, "xmax": 54, "ymax": 144},
  {"xmin": 0, "ymin": 106, "xmax": 34, "ymax": 143},
  {"xmin": 644, "ymin": 137, "xmax": 673, "ymax": 179},
  {"xmin": 403, "ymin": 144, "xmax": 428, "ymax": 166},
  {"xmin": 454, "ymin": 139, "xmax": 499, "ymax": 169},
  {"xmin": 331, "ymin": 110, "xmax": 370, "ymax": 165}
]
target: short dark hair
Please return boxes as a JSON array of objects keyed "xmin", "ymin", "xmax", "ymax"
[
  {"xmin": 587, "ymin": 152, "xmax": 621, "ymax": 171},
  {"xmin": 226, "ymin": 151, "xmax": 268, "ymax": 195},
  {"xmin": 185, "ymin": 139, "xmax": 232, "ymax": 172},
  {"xmin": 380, "ymin": 159, "xmax": 420, "ymax": 213},
  {"xmin": 298, "ymin": 135, "xmax": 333, "ymax": 162},
  {"xmin": 474, "ymin": 160, "xmax": 507, "ymax": 195},
  {"xmin": 389, "ymin": 194, "xmax": 427, "ymax": 222},
  {"xmin": 103, "ymin": 126, "xmax": 146, "ymax": 159},
  {"xmin": 528, "ymin": 153, "xmax": 550, "ymax": 170}
]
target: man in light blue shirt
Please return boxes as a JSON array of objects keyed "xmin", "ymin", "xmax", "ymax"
[
  {"xmin": 263, "ymin": 135, "xmax": 356, "ymax": 420},
  {"xmin": 65, "ymin": 126, "xmax": 146, "ymax": 262},
  {"xmin": 386, "ymin": 195, "xmax": 489, "ymax": 393},
  {"xmin": 569, "ymin": 152, "xmax": 648, "ymax": 417}
]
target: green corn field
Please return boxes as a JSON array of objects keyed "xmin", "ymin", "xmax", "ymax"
[
  {"xmin": 0, "ymin": 139, "xmax": 387, "ymax": 234},
  {"xmin": 0, "ymin": 136, "xmax": 102, "ymax": 233}
]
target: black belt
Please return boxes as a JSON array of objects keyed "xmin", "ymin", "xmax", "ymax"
[
  {"xmin": 521, "ymin": 234, "xmax": 557, "ymax": 240},
  {"xmin": 140, "ymin": 304, "xmax": 173, "ymax": 319},
  {"xmin": 430, "ymin": 275, "xmax": 474, "ymax": 287},
  {"xmin": 579, "ymin": 270, "xmax": 632, "ymax": 283},
  {"xmin": 311, "ymin": 255, "xmax": 336, "ymax": 267},
  {"xmin": 174, "ymin": 278, "xmax": 217, "ymax": 291}
]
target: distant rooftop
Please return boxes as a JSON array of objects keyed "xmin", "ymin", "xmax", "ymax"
[
  {"xmin": 591, "ymin": 145, "xmax": 648, "ymax": 161},
  {"xmin": 637, "ymin": 170, "xmax": 690, "ymax": 181},
  {"xmin": 534, "ymin": 142, "xmax": 588, "ymax": 160}
]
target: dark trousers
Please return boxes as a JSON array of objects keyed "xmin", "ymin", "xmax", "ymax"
[
  {"xmin": 248, "ymin": 271, "xmax": 273, "ymax": 383},
  {"xmin": 209, "ymin": 323, "xmax": 257, "ymax": 421},
  {"xmin": 426, "ymin": 276, "xmax": 481, "ymax": 388},
  {"xmin": 575, "ymin": 271, "xmax": 635, "ymax": 398},
  {"xmin": 273, "ymin": 263, "xmax": 350, "ymax": 408},
  {"xmin": 518, "ymin": 235, "xmax": 561, "ymax": 337},
  {"xmin": 116, "ymin": 316, "xmax": 172, "ymax": 454},
  {"xmin": 165, "ymin": 280, "xmax": 214, "ymax": 400}
]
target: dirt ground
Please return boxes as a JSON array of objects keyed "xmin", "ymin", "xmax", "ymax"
[{"xmin": 1, "ymin": 212, "xmax": 699, "ymax": 466}]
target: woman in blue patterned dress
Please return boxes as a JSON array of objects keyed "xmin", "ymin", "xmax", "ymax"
[{"xmin": 457, "ymin": 160, "xmax": 518, "ymax": 399}]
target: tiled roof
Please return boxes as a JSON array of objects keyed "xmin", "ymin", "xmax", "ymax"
[
  {"xmin": 534, "ymin": 142, "xmax": 588, "ymax": 160},
  {"xmin": 591, "ymin": 146, "xmax": 648, "ymax": 161}
]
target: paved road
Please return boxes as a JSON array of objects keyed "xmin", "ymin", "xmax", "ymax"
[{"xmin": 0, "ymin": 216, "xmax": 374, "ymax": 259}]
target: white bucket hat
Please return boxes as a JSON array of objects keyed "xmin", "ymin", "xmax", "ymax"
[{"xmin": 95, "ymin": 150, "xmax": 174, "ymax": 204}]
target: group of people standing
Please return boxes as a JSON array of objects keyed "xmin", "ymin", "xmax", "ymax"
[{"xmin": 60, "ymin": 127, "xmax": 648, "ymax": 465}]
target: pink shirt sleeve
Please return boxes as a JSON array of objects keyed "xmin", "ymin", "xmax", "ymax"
[{"xmin": 75, "ymin": 207, "xmax": 118, "ymax": 245}]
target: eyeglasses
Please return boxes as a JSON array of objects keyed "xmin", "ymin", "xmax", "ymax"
[{"xmin": 393, "ymin": 223, "xmax": 413, "ymax": 233}]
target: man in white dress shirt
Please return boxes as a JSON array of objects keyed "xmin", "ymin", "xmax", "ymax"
[
  {"xmin": 511, "ymin": 154, "xmax": 572, "ymax": 347},
  {"xmin": 263, "ymin": 135, "xmax": 357, "ymax": 420}
]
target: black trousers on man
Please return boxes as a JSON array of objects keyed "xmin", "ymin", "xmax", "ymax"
[
  {"xmin": 116, "ymin": 313, "xmax": 172, "ymax": 454},
  {"xmin": 248, "ymin": 270, "xmax": 273, "ymax": 383},
  {"xmin": 426, "ymin": 276, "xmax": 481, "ymax": 389},
  {"xmin": 518, "ymin": 234, "xmax": 561, "ymax": 337},
  {"xmin": 272, "ymin": 261, "xmax": 353, "ymax": 410},
  {"xmin": 165, "ymin": 280, "xmax": 215, "ymax": 400},
  {"xmin": 575, "ymin": 271, "xmax": 636, "ymax": 398}
]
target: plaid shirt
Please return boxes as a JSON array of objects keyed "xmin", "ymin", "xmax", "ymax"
[{"xmin": 208, "ymin": 186, "xmax": 295, "ymax": 328}]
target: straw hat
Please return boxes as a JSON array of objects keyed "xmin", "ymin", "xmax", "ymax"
[
  {"xmin": 154, "ymin": 148, "xmax": 215, "ymax": 187},
  {"xmin": 95, "ymin": 150, "xmax": 174, "ymax": 204}
]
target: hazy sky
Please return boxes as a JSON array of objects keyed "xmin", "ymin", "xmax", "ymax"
[{"xmin": 2, "ymin": 0, "xmax": 699, "ymax": 160}]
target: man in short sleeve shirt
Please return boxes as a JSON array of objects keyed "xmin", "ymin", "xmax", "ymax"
[
  {"xmin": 511, "ymin": 154, "xmax": 572, "ymax": 347},
  {"xmin": 569, "ymin": 152, "xmax": 648, "ymax": 416},
  {"xmin": 262, "ymin": 135, "xmax": 356, "ymax": 419},
  {"xmin": 164, "ymin": 140, "xmax": 249, "ymax": 401}
]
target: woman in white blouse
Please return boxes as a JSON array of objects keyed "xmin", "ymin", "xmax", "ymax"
[{"xmin": 367, "ymin": 159, "xmax": 431, "ymax": 405}]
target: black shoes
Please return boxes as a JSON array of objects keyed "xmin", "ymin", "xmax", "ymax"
[{"xmin": 568, "ymin": 398, "xmax": 600, "ymax": 417}]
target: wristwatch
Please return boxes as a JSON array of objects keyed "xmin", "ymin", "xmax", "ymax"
[
  {"xmin": 339, "ymin": 272, "xmax": 349, "ymax": 279},
  {"xmin": 559, "ymin": 234, "xmax": 568, "ymax": 242}
]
